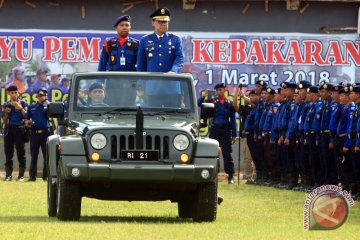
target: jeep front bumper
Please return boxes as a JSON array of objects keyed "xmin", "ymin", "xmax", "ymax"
[{"xmin": 59, "ymin": 156, "xmax": 219, "ymax": 183}]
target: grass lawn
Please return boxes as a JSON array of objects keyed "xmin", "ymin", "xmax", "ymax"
[{"xmin": 0, "ymin": 180, "xmax": 359, "ymax": 240}]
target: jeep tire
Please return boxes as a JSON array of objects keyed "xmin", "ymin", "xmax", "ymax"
[
  {"xmin": 47, "ymin": 176, "xmax": 57, "ymax": 217},
  {"xmin": 192, "ymin": 178, "xmax": 218, "ymax": 222},
  {"xmin": 56, "ymin": 164, "xmax": 82, "ymax": 221},
  {"xmin": 178, "ymin": 198, "xmax": 193, "ymax": 218}
]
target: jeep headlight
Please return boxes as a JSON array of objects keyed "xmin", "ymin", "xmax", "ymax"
[
  {"xmin": 90, "ymin": 133, "xmax": 107, "ymax": 150},
  {"xmin": 173, "ymin": 134, "xmax": 189, "ymax": 151}
]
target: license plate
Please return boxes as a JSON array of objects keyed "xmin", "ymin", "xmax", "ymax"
[{"xmin": 121, "ymin": 150, "xmax": 159, "ymax": 161}]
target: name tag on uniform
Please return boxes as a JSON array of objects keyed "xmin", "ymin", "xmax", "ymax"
[{"xmin": 120, "ymin": 56, "xmax": 126, "ymax": 66}]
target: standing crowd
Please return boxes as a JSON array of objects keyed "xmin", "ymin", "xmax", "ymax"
[{"xmin": 235, "ymin": 80, "xmax": 360, "ymax": 201}]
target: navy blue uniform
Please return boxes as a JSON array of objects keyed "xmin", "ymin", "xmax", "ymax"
[
  {"xmin": 336, "ymin": 102, "xmax": 355, "ymax": 190},
  {"xmin": 198, "ymin": 97, "xmax": 237, "ymax": 178},
  {"xmin": 320, "ymin": 98, "xmax": 338, "ymax": 184},
  {"xmin": 137, "ymin": 32, "xmax": 184, "ymax": 73},
  {"xmin": 98, "ymin": 37, "xmax": 139, "ymax": 71},
  {"xmin": 1, "ymin": 100, "xmax": 28, "ymax": 179},
  {"xmin": 26, "ymin": 102, "xmax": 51, "ymax": 180}
]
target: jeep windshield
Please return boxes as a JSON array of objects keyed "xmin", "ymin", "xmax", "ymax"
[{"xmin": 73, "ymin": 75, "xmax": 194, "ymax": 113}]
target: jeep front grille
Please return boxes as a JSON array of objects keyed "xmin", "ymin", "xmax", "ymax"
[{"xmin": 111, "ymin": 134, "xmax": 170, "ymax": 160}]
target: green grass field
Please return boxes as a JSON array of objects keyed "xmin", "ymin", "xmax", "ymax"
[{"xmin": 0, "ymin": 180, "xmax": 359, "ymax": 240}]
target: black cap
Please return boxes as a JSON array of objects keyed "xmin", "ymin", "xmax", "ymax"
[
  {"xmin": 6, "ymin": 85, "xmax": 18, "ymax": 92},
  {"xmin": 298, "ymin": 81, "xmax": 312, "ymax": 89},
  {"xmin": 265, "ymin": 87, "xmax": 275, "ymax": 95},
  {"xmin": 307, "ymin": 86, "xmax": 319, "ymax": 93},
  {"xmin": 339, "ymin": 86, "xmax": 350, "ymax": 94},
  {"xmin": 150, "ymin": 7, "xmax": 170, "ymax": 21},
  {"xmin": 89, "ymin": 82, "xmax": 104, "ymax": 92},
  {"xmin": 274, "ymin": 88, "xmax": 282, "ymax": 94},
  {"xmin": 255, "ymin": 80, "xmax": 267, "ymax": 87},
  {"xmin": 249, "ymin": 90, "xmax": 256, "ymax": 95},
  {"xmin": 37, "ymin": 88, "xmax": 48, "ymax": 96},
  {"xmin": 331, "ymin": 85, "xmax": 343, "ymax": 92},
  {"xmin": 214, "ymin": 83, "xmax": 226, "ymax": 89},
  {"xmin": 281, "ymin": 82, "xmax": 297, "ymax": 89},
  {"xmin": 350, "ymin": 85, "xmax": 360, "ymax": 93},
  {"xmin": 319, "ymin": 83, "xmax": 333, "ymax": 91},
  {"xmin": 113, "ymin": 15, "xmax": 130, "ymax": 27},
  {"xmin": 294, "ymin": 89, "xmax": 299, "ymax": 94}
]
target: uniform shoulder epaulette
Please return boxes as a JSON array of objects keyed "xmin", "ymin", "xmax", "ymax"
[
  {"xmin": 142, "ymin": 33, "xmax": 152, "ymax": 38},
  {"xmin": 168, "ymin": 32, "xmax": 180, "ymax": 37}
]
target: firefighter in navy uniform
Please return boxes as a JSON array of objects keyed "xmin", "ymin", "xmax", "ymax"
[
  {"xmin": 198, "ymin": 83, "xmax": 237, "ymax": 184},
  {"xmin": 25, "ymin": 88, "xmax": 52, "ymax": 181},
  {"xmin": 1, "ymin": 85, "xmax": 28, "ymax": 181},
  {"xmin": 136, "ymin": 7, "xmax": 184, "ymax": 73},
  {"xmin": 98, "ymin": 15, "xmax": 139, "ymax": 71},
  {"xmin": 336, "ymin": 85, "xmax": 355, "ymax": 192}
]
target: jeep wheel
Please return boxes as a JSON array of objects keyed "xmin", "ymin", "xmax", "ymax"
[
  {"xmin": 56, "ymin": 165, "xmax": 81, "ymax": 221},
  {"xmin": 178, "ymin": 198, "xmax": 193, "ymax": 218},
  {"xmin": 192, "ymin": 178, "xmax": 218, "ymax": 222},
  {"xmin": 47, "ymin": 176, "xmax": 57, "ymax": 217}
]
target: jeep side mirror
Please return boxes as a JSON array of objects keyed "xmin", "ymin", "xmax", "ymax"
[
  {"xmin": 200, "ymin": 103, "xmax": 215, "ymax": 119},
  {"xmin": 47, "ymin": 102, "xmax": 64, "ymax": 120}
]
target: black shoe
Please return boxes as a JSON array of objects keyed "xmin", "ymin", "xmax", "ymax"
[
  {"xmin": 28, "ymin": 177, "xmax": 36, "ymax": 182},
  {"xmin": 4, "ymin": 176, "xmax": 12, "ymax": 181},
  {"xmin": 42, "ymin": 177, "xmax": 48, "ymax": 182},
  {"xmin": 245, "ymin": 179, "xmax": 256, "ymax": 185},
  {"xmin": 217, "ymin": 196, "xmax": 224, "ymax": 205}
]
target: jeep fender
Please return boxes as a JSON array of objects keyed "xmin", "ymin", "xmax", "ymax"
[
  {"xmin": 47, "ymin": 135, "xmax": 60, "ymax": 177},
  {"xmin": 193, "ymin": 138, "xmax": 219, "ymax": 158}
]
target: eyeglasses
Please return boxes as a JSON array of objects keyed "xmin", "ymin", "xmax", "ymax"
[{"xmin": 156, "ymin": 20, "xmax": 168, "ymax": 25}]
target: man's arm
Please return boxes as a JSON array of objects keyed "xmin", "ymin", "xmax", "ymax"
[
  {"xmin": 136, "ymin": 38, "xmax": 147, "ymax": 72},
  {"xmin": 97, "ymin": 44, "xmax": 109, "ymax": 71},
  {"xmin": 170, "ymin": 36, "xmax": 184, "ymax": 73}
]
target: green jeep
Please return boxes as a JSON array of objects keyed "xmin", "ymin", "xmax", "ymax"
[{"xmin": 46, "ymin": 72, "xmax": 219, "ymax": 222}]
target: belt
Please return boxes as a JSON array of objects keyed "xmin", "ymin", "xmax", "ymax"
[
  {"xmin": 305, "ymin": 131, "xmax": 315, "ymax": 136},
  {"xmin": 350, "ymin": 132, "xmax": 356, "ymax": 139},
  {"xmin": 7, "ymin": 125, "xmax": 24, "ymax": 129},
  {"xmin": 211, "ymin": 124, "xmax": 229, "ymax": 129},
  {"xmin": 321, "ymin": 130, "xmax": 330, "ymax": 133},
  {"xmin": 34, "ymin": 129, "xmax": 49, "ymax": 134},
  {"xmin": 338, "ymin": 133, "xmax": 346, "ymax": 138},
  {"xmin": 262, "ymin": 131, "xmax": 270, "ymax": 136},
  {"xmin": 245, "ymin": 130, "xmax": 254, "ymax": 135}
]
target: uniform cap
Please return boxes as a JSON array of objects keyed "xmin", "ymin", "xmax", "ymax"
[
  {"xmin": 255, "ymin": 80, "xmax": 267, "ymax": 87},
  {"xmin": 150, "ymin": 7, "xmax": 170, "ymax": 21},
  {"xmin": 113, "ymin": 15, "xmax": 131, "ymax": 27},
  {"xmin": 89, "ymin": 82, "xmax": 104, "ymax": 92},
  {"xmin": 339, "ymin": 87, "xmax": 350, "ymax": 94},
  {"xmin": 6, "ymin": 85, "xmax": 18, "ymax": 92},
  {"xmin": 331, "ymin": 85, "xmax": 343, "ymax": 92},
  {"xmin": 319, "ymin": 83, "xmax": 333, "ymax": 91},
  {"xmin": 281, "ymin": 82, "xmax": 297, "ymax": 89},
  {"xmin": 214, "ymin": 83, "xmax": 226, "ymax": 89},
  {"xmin": 37, "ymin": 87, "xmax": 48, "ymax": 96},
  {"xmin": 265, "ymin": 87, "xmax": 275, "ymax": 95},
  {"xmin": 349, "ymin": 85, "xmax": 360, "ymax": 93},
  {"xmin": 307, "ymin": 86, "xmax": 319, "ymax": 93},
  {"xmin": 298, "ymin": 80, "xmax": 312, "ymax": 89}
]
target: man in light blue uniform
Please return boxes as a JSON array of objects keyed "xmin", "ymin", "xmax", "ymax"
[{"xmin": 136, "ymin": 7, "xmax": 184, "ymax": 107}]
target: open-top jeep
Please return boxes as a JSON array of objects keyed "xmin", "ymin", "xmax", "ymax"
[{"xmin": 47, "ymin": 72, "xmax": 219, "ymax": 222}]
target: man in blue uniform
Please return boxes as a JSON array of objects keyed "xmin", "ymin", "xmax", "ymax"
[
  {"xmin": 25, "ymin": 88, "xmax": 51, "ymax": 181},
  {"xmin": 198, "ymin": 83, "xmax": 237, "ymax": 184},
  {"xmin": 336, "ymin": 86, "xmax": 355, "ymax": 192},
  {"xmin": 260, "ymin": 87, "xmax": 279, "ymax": 185},
  {"xmin": 318, "ymin": 82, "xmax": 338, "ymax": 185},
  {"xmin": 343, "ymin": 85, "xmax": 360, "ymax": 198},
  {"xmin": 137, "ymin": 7, "xmax": 184, "ymax": 73},
  {"xmin": 98, "ymin": 15, "xmax": 139, "ymax": 71},
  {"xmin": 1, "ymin": 85, "xmax": 28, "ymax": 181},
  {"xmin": 279, "ymin": 82, "xmax": 298, "ymax": 189}
]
